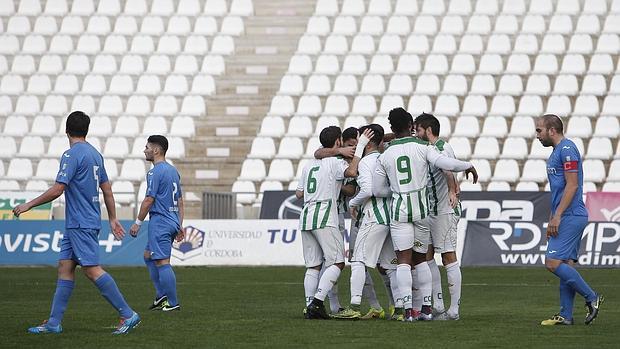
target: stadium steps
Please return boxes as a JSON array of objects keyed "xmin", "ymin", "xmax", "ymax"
[{"xmin": 176, "ymin": 0, "xmax": 317, "ymax": 218}]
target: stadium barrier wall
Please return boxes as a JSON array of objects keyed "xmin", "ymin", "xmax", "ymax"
[{"xmin": 1, "ymin": 219, "xmax": 618, "ymax": 268}]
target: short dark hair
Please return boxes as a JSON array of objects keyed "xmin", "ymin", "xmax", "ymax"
[
  {"xmin": 359, "ymin": 124, "xmax": 384, "ymax": 146},
  {"xmin": 319, "ymin": 126, "xmax": 342, "ymax": 148},
  {"xmin": 342, "ymin": 127, "xmax": 358, "ymax": 142},
  {"xmin": 541, "ymin": 114, "xmax": 564, "ymax": 134},
  {"xmin": 414, "ymin": 112, "xmax": 440, "ymax": 137},
  {"xmin": 65, "ymin": 111, "xmax": 90, "ymax": 137},
  {"xmin": 388, "ymin": 107, "xmax": 412, "ymax": 134},
  {"xmin": 148, "ymin": 135, "xmax": 169, "ymax": 154}
]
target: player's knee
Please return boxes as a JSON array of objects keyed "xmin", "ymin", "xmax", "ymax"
[
  {"xmin": 154, "ymin": 258, "xmax": 170, "ymax": 266},
  {"xmin": 377, "ymin": 266, "xmax": 387, "ymax": 275},
  {"xmin": 82, "ymin": 265, "xmax": 105, "ymax": 281},
  {"xmin": 545, "ymin": 260, "xmax": 559, "ymax": 272},
  {"xmin": 334, "ymin": 262, "xmax": 345, "ymax": 270},
  {"xmin": 441, "ymin": 252, "xmax": 457, "ymax": 265}
]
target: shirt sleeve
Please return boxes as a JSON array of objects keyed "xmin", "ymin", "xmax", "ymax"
[
  {"xmin": 146, "ymin": 169, "xmax": 159, "ymax": 198},
  {"xmin": 427, "ymin": 146, "xmax": 472, "ymax": 172},
  {"xmin": 559, "ymin": 144, "xmax": 581, "ymax": 173},
  {"xmin": 56, "ymin": 151, "xmax": 77, "ymax": 185},
  {"xmin": 98, "ymin": 158, "xmax": 109, "ymax": 185},
  {"xmin": 297, "ymin": 165, "xmax": 307, "ymax": 192},
  {"xmin": 372, "ymin": 157, "xmax": 391, "ymax": 198},
  {"xmin": 349, "ymin": 159, "xmax": 372, "ymax": 207},
  {"xmin": 333, "ymin": 158, "xmax": 348, "ymax": 181}
]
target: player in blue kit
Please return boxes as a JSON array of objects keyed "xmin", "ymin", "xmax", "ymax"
[
  {"xmin": 13, "ymin": 111, "xmax": 140, "ymax": 335},
  {"xmin": 130, "ymin": 135, "xmax": 184, "ymax": 312},
  {"xmin": 535, "ymin": 114, "xmax": 604, "ymax": 326}
]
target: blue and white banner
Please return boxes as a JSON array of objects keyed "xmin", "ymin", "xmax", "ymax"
[{"xmin": 0, "ymin": 220, "xmax": 148, "ymax": 266}]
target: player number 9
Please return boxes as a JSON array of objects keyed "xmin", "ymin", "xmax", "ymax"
[{"xmin": 396, "ymin": 156, "xmax": 412, "ymax": 185}]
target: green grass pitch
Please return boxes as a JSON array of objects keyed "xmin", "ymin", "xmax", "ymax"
[{"xmin": 0, "ymin": 266, "xmax": 618, "ymax": 348}]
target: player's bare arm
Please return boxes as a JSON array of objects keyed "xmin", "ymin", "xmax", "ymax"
[
  {"xmin": 101, "ymin": 181, "xmax": 126, "ymax": 240},
  {"xmin": 13, "ymin": 182, "xmax": 65, "ymax": 217},
  {"xmin": 176, "ymin": 197, "xmax": 185, "ymax": 242},
  {"xmin": 443, "ymin": 170, "xmax": 459, "ymax": 208},
  {"xmin": 314, "ymin": 146, "xmax": 355, "ymax": 159},
  {"xmin": 130, "ymin": 196, "xmax": 155, "ymax": 238},
  {"xmin": 547, "ymin": 171, "xmax": 578, "ymax": 238},
  {"xmin": 295, "ymin": 189, "xmax": 304, "ymax": 199},
  {"xmin": 340, "ymin": 183, "xmax": 357, "ymax": 197}
]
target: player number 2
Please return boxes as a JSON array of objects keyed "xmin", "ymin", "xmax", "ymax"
[
  {"xmin": 396, "ymin": 156, "xmax": 412, "ymax": 185},
  {"xmin": 307, "ymin": 166, "xmax": 320, "ymax": 193}
]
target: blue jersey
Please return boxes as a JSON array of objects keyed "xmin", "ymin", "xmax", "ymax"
[
  {"xmin": 546, "ymin": 138, "xmax": 588, "ymax": 217},
  {"xmin": 146, "ymin": 161, "xmax": 182, "ymax": 228},
  {"xmin": 56, "ymin": 141, "xmax": 108, "ymax": 229}
]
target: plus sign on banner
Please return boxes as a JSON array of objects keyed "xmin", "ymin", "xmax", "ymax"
[{"xmin": 0, "ymin": 220, "xmax": 149, "ymax": 266}]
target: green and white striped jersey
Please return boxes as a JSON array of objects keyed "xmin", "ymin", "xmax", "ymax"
[
  {"xmin": 337, "ymin": 177, "xmax": 357, "ymax": 214},
  {"xmin": 427, "ymin": 139, "xmax": 461, "ymax": 216},
  {"xmin": 375, "ymin": 136, "xmax": 441, "ymax": 222},
  {"xmin": 349, "ymin": 152, "xmax": 390, "ymax": 225},
  {"xmin": 297, "ymin": 156, "xmax": 349, "ymax": 230}
]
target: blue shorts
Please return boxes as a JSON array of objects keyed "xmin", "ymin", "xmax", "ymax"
[
  {"xmin": 145, "ymin": 216, "xmax": 179, "ymax": 260},
  {"xmin": 546, "ymin": 215, "xmax": 588, "ymax": 261},
  {"xmin": 59, "ymin": 228, "xmax": 100, "ymax": 266}
]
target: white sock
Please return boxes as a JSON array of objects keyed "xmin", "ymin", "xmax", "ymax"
[
  {"xmin": 328, "ymin": 282, "xmax": 341, "ymax": 313},
  {"xmin": 411, "ymin": 268, "xmax": 422, "ymax": 311},
  {"xmin": 415, "ymin": 261, "xmax": 433, "ymax": 307},
  {"xmin": 381, "ymin": 272, "xmax": 395, "ymax": 307},
  {"xmin": 446, "ymin": 261, "xmax": 462, "ymax": 316},
  {"xmin": 315, "ymin": 265, "xmax": 341, "ymax": 301},
  {"xmin": 349, "ymin": 262, "xmax": 365, "ymax": 306},
  {"xmin": 387, "ymin": 269, "xmax": 402, "ymax": 308},
  {"xmin": 396, "ymin": 264, "xmax": 412, "ymax": 309},
  {"xmin": 363, "ymin": 270, "xmax": 381, "ymax": 309},
  {"xmin": 428, "ymin": 259, "xmax": 445, "ymax": 313},
  {"xmin": 304, "ymin": 269, "xmax": 320, "ymax": 306}
]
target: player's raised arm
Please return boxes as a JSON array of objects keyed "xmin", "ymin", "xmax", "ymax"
[
  {"xmin": 344, "ymin": 128, "xmax": 374, "ymax": 178},
  {"xmin": 314, "ymin": 146, "xmax": 355, "ymax": 159}
]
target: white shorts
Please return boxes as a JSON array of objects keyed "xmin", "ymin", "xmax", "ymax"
[
  {"xmin": 378, "ymin": 234, "xmax": 397, "ymax": 270},
  {"xmin": 351, "ymin": 221, "xmax": 389, "ymax": 268},
  {"xmin": 428, "ymin": 213, "xmax": 459, "ymax": 253},
  {"xmin": 302, "ymin": 226, "xmax": 345, "ymax": 268},
  {"xmin": 390, "ymin": 219, "xmax": 431, "ymax": 253}
]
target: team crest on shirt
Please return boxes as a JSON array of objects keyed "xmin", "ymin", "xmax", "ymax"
[{"xmin": 172, "ymin": 226, "xmax": 205, "ymax": 261}]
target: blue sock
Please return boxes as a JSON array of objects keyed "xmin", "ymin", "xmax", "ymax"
[
  {"xmin": 559, "ymin": 279, "xmax": 576, "ymax": 320},
  {"xmin": 553, "ymin": 263, "xmax": 597, "ymax": 303},
  {"xmin": 145, "ymin": 257, "xmax": 165, "ymax": 299},
  {"xmin": 47, "ymin": 279, "xmax": 75, "ymax": 327},
  {"xmin": 94, "ymin": 273, "xmax": 134, "ymax": 318},
  {"xmin": 157, "ymin": 264, "xmax": 179, "ymax": 306}
]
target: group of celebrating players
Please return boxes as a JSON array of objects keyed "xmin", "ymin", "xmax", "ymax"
[{"xmin": 296, "ymin": 107, "xmax": 478, "ymax": 322}]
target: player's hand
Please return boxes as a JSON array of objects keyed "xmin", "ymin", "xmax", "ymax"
[
  {"xmin": 350, "ymin": 206, "xmax": 359, "ymax": 220},
  {"xmin": 338, "ymin": 146, "xmax": 355, "ymax": 159},
  {"xmin": 129, "ymin": 223, "xmax": 141, "ymax": 238},
  {"xmin": 546, "ymin": 215, "xmax": 561, "ymax": 239},
  {"xmin": 465, "ymin": 166, "xmax": 478, "ymax": 184},
  {"xmin": 12, "ymin": 202, "xmax": 32, "ymax": 217},
  {"xmin": 449, "ymin": 191, "xmax": 458, "ymax": 208},
  {"xmin": 110, "ymin": 219, "xmax": 125, "ymax": 240},
  {"xmin": 175, "ymin": 227, "xmax": 185, "ymax": 242}
]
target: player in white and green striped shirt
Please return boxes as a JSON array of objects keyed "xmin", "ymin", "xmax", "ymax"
[
  {"xmin": 372, "ymin": 108, "xmax": 478, "ymax": 322},
  {"xmin": 415, "ymin": 112, "xmax": 463, "ymax": 321},
  {"xmin": 296, "ymin": 126, "xmax": 372, "ymax": 319}
]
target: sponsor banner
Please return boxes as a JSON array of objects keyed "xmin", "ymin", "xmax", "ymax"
[
  {"xmin": 0, "ymin": 192, "xmax": 53, "ymax": 220},
  {"xmin": 260, "ymin": 191, "xmax": 551, "ymax": 221},
  {"xmin": 172, "ymin": 219, "xmax": 355, "ymax": 266},
  {"xmin": 462, "ymin": 221, "xmax": 620, "ymax": 268},
  {"xmin": 586, "ymin": 192, "xmax": 620, "ymax": 221},
  {"xmin": 0, "ymin": 220, "xmax": 148, "ymax": 265}
]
